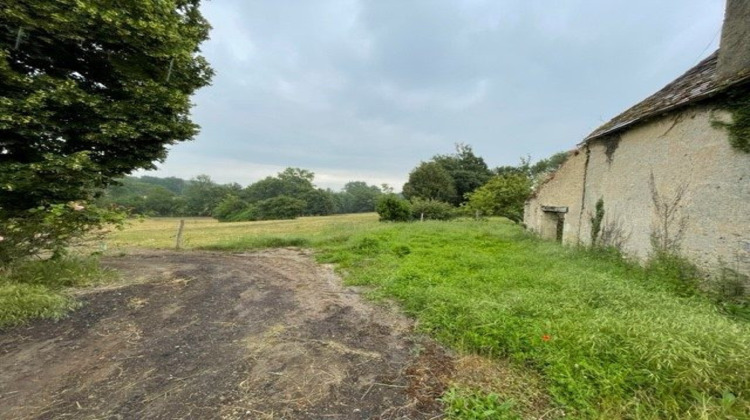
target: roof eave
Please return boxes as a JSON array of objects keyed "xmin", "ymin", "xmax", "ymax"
[{"xmin": 579, "ymin": 72, "xmax": 750, "ymax": 145}]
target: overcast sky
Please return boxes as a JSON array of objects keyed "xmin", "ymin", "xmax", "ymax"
[{"xmin": 140, "ymin": 0, "xmax": 725, "ymax": 190}]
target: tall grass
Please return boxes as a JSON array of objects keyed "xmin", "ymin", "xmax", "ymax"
[
  {"xmin": 0, "ymin": 256, "xmax": 115, "ymax": 328},
  {"xmin": 315, "ymin": 220, "xmax": 750, "ymax": 418}
]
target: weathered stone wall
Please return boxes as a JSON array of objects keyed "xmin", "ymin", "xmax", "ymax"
[
  {"xmin": 718, "ymin": 0, "xmax": 750, "ymax": 81},
  {"xmin": 525, "ymin": 105, "xmax": 750, "ymax": 277},
  {"xmin": 524, "ymin": 149, "xmax": 587, "ymax": 243}
]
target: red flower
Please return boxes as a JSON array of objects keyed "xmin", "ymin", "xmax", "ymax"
[{"xmin": 541, "ymin": 334, "xmax": 551, "ymax": 342}]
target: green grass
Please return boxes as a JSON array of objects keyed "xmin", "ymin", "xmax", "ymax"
[
  {"xmin": 109, "ymin": 215, "xmax": 750, "ymax": 418},
  {"xmin": 442, "ymin": 387, "xmax": 521, "ymax": 419},
  {"xmin": 0, "ymin": 256, "xmax": 115, "ymax": 328},
  {"xmin": 313, "ymin": 220, "xmax": 749, "ymax": 418}
]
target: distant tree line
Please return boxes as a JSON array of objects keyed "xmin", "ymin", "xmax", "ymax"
[
  {"xmin": 380, "ymin": 144, "xmax": 569, "ymax": 222},
  {"xmin": 99, "ymin": 146, "xmax": 569, "ymax": 224},
  {"xmin": 98, "ymin": 168, "xmax": 385, "ymax": 221}
]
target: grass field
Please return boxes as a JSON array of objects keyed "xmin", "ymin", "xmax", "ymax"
[
  {"xmin": 7, "ymin": 214, "xmax": 750, "ymax": 418},
  {"xmin": 106, "ymin": 213, "xmax": 381, "ymax": 250}
]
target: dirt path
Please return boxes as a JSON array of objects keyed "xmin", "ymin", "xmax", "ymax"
[{"xmin": 0, "ymin": 249, "xmax": 453, "ymax": 419}]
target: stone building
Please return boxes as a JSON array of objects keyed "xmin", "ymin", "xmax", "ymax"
[{"xmin": 523, "ymin": 0, "xmax": 750, "ymax": 277}]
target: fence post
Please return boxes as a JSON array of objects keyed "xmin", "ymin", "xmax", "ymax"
[{"xmin": 175, "ymin": 219, "xmax": 185, "ymax": 250}]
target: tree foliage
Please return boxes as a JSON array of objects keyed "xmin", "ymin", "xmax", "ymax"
[
  {"xmin": 432, "ymin": 143, "xmax": 492, "ymax": 205},
  {"xmin": 183, "ymin": 175, "xmax": 235, "ymax": 217},
  {"xmin": 466, "ymin": 173, "xmax": 532, "ymax": 222},
  {"xmin": 336, "ymin": 181, "xmax": 383, "ymax": 214},
  {"xmin": 402, "ymin": 161, "xmax": 457, "ymax": 203},
  {"xmin": 376, "ymin": 195, "xmax": 411, "ymax": 222},
  {"xmin": 0, "ymin": 0, "xmax": 213, "ymax": 263},
  {"xmin": 410, "ymin": 198, "xmax": 455, "ymax": 221},
  {"xmin": 253, "ymin": 196, "xmax": 306, "ymax": 220}
]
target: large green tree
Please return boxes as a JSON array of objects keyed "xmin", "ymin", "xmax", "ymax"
[
  {"xmin": 243, "ymin": 168, "xmax": 316, "ymax": 203},
  {"xmin": 432, "ymin": 143, "xmax": 492, "ymax": 205},
  {"xmin": 335, "ymin": 181, "xmax": 382, "ymax": 213},
  {"xmin": 183, "ymin": 175, "xmax": 234, "ymax": 217},
  {"xmin": 402, "ymin": 161, "xmax": 457, "ymax": 203},
  {"xmin": 0, "ymin": 1, "xmax": 213, "ymax": 262}
]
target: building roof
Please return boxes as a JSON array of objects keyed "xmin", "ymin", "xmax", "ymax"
[{"xmin": 583, "ymin": 51, "xmax": 749, "ymax": 142}]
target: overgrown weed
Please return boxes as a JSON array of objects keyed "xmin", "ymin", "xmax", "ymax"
[
  {"xmin": 0, "ymin": 255, "xmax": 114, "ymax": 328},
  {"xmin": 316, "ymin": 220, "xmax": 750, "ymax": 418}
]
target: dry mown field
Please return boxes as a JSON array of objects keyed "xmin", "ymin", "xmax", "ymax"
[{"xmin": 105, "ymin": 213, "xmax": 380, "ymax": 250}]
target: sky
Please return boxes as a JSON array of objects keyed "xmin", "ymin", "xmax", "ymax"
[{"xmin": 139, "ymin": 0, "xmax": 725, "ymax": 191}]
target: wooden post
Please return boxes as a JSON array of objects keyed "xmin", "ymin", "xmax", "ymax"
[
  {"xmin": 420, "ymin": 212, "xmax": 424, "ymax": 222},
  {"xmin": 175, "ymin": 219, "xmax": 185, "ymax": 250}
]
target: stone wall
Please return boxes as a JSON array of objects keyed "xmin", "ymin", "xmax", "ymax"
[
  {"xmin": 525, "ymin": 104, "xmax": 750, "ymax": 277},
  {"xmin": 524, "ymin": 149, "xmax": 587, "ymax": 243}
]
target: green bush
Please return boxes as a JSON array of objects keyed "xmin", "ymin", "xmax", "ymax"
[
  {"xmin": 230, "ymin": 206, "xmax": 259, "ymax": 222},
  {"xmin": 213, "ymin": 195, "xmax": 250, "ymax": 222},
  {"xmin": 255, "ymin": 196, "xmax": 306, "ymax": 220},
  {"xmin": 465, "ymin": 174, "xmax": 531, "ymax": 222},
  {"xmin": 410, "ymin": 198, "xmax": 455, "ymax": 221},
  {"xmin": 376, "ymin": 195, "xmax": 412, "ymax": 222}
]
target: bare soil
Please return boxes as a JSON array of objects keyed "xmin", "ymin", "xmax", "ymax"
[{"xmin": 0, "ymin": 249, "xmax": 453, "ymax": 419}]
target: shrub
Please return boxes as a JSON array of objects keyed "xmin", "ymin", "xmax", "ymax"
[
  {"xmin": 213, "ymin": 195, "xmax": 250, "ymax": 222},
  {"xmin": 376, "ymin": 195, "xmax": 411, "ymax": 222},
  {"xmin": 0, "ymin": 200, "xmax": 124, "ymax": 265},
  {"xmin": 465, "ymin": 174, "xmax": 531, "ymax": 222},
  {"xmin": 254, "ymin": 196, "xmax": 306, "ymax": 220},
  {"xmin": 410, "ymin": 198, "xmax": 455, "ymax": 221}
]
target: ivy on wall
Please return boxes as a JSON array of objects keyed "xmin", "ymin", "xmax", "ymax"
[{"xmin": 714, "ymin": 84, "xmax": 750, "ymax": 153}]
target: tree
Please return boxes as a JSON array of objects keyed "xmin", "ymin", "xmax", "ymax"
[
  {"xmin": 530, "ymin": 151, "xmax": 569, "ymax": 176},
  {"xmin": 466, "ymin": 173, "xmax": 532, "ymax": 222},
  {"xmin": 213, "ymin": 195, "xmax": 249, "ymax": 222},
  {"xmin": 410, "ymin": 198, "xmax": 455, "ymax": 221},
  {"xmin": 338, "ymin": 181, "xmax": 382, "ymax": 213},
  {"xmin": 137, "ymin": 176, "xmax": 188, "ymax": 195},
  {"xmin": 183, "ymin": 175, "xmax": 227, "ymax": 217},
  {"xmin": 432, "ymin": 143, "xmax": 492, "ymax": 205},
  {"xmin": 254, "ymin": 196, "xmax": 306, "ymax": 220},
  {"xmin": 376, "ymin": 195, "xmax": 411, "ymax": 222},
  {"xmin": 0, "ymin": 1, "xmax": 213, "ymax": 262},
  {"xmin": 302, "ymin": 189, "xmax": 336, "ymax": 216},
  {"xmin": 402, "ymin": 161, "xmax": 457, "ymax": 203},
  {"xmin": 243, "ymin": 167, "xmax": 316, "ymax": 203}
]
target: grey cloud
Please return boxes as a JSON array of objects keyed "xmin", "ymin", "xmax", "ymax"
[{"xmin": 146, "ymin": 0, "xmax": 724, "ymax": 190}]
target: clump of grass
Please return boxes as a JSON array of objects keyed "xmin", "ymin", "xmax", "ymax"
[
  {"xmin": 318, "ymin": 220, "xmax": 750, "ymax": 418},
  {"xmin": 0, "ymin": 283, "xmax": 79, "ymax": 328},
  {"xmin": 0, "ymin": 256, "xmax": 114, "ymax": 328},
  {"xmin": 4, "ymin": 256, "xmax": 115, "ymax": 288},
  {"xmin": 442, "ymin": 387, "xmax": 520, "ymax": 420}
]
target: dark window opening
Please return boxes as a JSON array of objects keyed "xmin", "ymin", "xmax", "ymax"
[{"xmin": 556, "ymin": 214, "xmax": 564, "ymax": 243}]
